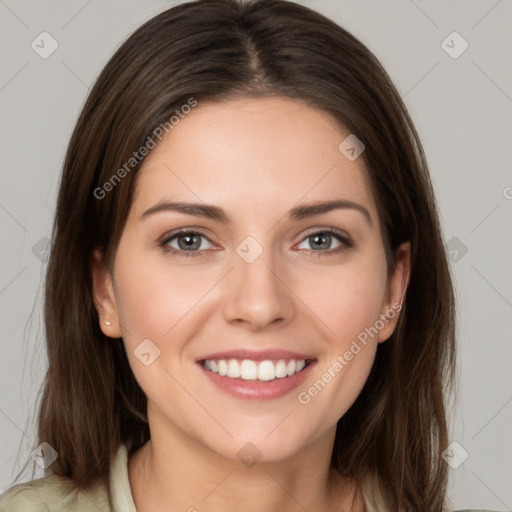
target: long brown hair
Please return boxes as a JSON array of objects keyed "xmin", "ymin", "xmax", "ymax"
[{"xmin": 19, "ymin": 0, "xmax": 456, "ymax": 509}]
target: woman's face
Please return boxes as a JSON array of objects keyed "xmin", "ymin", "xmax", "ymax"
[{"xmin": 93, "ymin": 96, "xmax": 409, "ymax": 462}]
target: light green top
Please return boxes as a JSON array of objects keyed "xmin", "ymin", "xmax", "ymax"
[
  {"xmin": 0, "ymin": 444, "xmax": 499, "ymax": 511},
  {"xmin": 0, "ymin": 444, "xmax": 135, "ymax": 512}
]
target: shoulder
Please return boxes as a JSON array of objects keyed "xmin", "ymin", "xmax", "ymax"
[
  {"xmin": 360, "ymin": 476, "xmax": 499, "ymax": 512},
  {"xmin": 0, "ymin": 474, "xmax": 111, "ymax": 512}
]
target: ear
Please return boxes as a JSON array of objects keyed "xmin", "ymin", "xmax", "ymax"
[
  {"xmin": 377, "ymin": 241, "xmax": 411, "ymax": 343},
  {"xmin": 90, "ymin": 248, "xmax": 122, "ymax": 338}
]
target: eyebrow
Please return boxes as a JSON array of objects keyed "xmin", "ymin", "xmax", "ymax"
[{"xmin": 139, "ymin": 199, "xmax": 372, "ymax": 227}]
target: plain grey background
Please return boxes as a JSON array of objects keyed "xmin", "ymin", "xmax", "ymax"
[{"xmin": 1, "ymin": 0, "xmax": 511, "ymax": 510}]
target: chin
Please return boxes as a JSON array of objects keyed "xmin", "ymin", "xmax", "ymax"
[{"xmin": 203, "ymin": 426, "xmax": 315, "ymax": 467}]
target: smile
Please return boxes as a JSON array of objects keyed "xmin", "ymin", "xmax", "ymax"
[
  {"xmin": 201, "ymin": 358, "xmax": 310, "ymax": 382},
  {"xmin": 196, "ymin": 348, "xmax": 317, "ymax": 400}
]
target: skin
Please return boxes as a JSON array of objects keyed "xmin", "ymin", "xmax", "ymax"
[{"xmin": 91, "ymin": 96, "xmax": 410, "ymax": 512}]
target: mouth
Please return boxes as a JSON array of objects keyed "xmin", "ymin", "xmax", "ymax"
[
  {"xmin": 200, "ymin": 357, "xmax": 315, "ymax": 382},
  {"xmin": 195, "ymin": 349, "xmax": 317, "ymax": 400}
]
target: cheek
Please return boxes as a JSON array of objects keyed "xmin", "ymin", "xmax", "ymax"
[
  {"xmin": 292, "ymin": 251, "xmax": 387, "ymax": 417},
  {"xmin": 111, "ymin": 248, "xmax": 212, "ymax": 399},
  {"xmin": 299, "ymin": 253, "xmax": 388, "ymax": 348},
  {"xmin": 113, "ymin": 245, "xmax": 211, "ymax": 343}
]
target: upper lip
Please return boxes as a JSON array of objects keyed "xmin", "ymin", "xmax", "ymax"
[{"xmin": 196, "ymin": 349, "xmax": 317, "ymax": 362}]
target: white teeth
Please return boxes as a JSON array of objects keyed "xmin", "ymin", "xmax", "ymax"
[
  {"xmin": 218, "ymin": 360, "xmax": 227, "ymax": 376},
  {"xmin": 258, "ymin": 360, "xmax": 275, "ymax": 381},
  {"xmin": 227, "ymin": 359, "xmax": 240, "ymax": 378},
  {"xmin": 202, "ymin": 358, "xmax": 309, "ymax": 381},
  {"xmin": 275, "ymin": 360, "xmax": 288, "ymax": 378},
  {"xmin": 240, "ymin": 359, "xmax": 258, "ymax": 380}
]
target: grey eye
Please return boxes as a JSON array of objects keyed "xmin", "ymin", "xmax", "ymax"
[
  {"xmin": 166, "ymin": 232, "xmax": 212, "ymax": 251},
  {"xmin": 297, "ymin": 232, "xmax": 343, "ymax": 251}
]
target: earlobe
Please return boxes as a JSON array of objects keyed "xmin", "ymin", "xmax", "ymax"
[
  {"xmin": 90, "ymin": 248, "xmax": 122, "ymax": 338},
  {"xmin": 377, "ymin": 241, "xmax": 411, "ymax": 343}
]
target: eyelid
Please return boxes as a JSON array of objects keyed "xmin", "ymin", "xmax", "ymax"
[
  {"xmin": 294, "ymin": 228, "xmax": 353, "ymax": 255},
  {"xmin": 159, "ymin": 226, "xmax": 353, "ymax": 257},
  {"xmin": 159, "ymin": 227, "xmax": 215, "ymax": 248},
  {"xmin": 298, "ymin": 226, "xmax": 352, "ymax": 244}
]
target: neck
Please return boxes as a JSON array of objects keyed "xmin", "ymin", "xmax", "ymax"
[{"xmin": 128, "ymin": 418, "xmax": 364, "ymax": 512}]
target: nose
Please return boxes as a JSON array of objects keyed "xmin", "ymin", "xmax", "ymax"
[{"xmin": 222, "ymin": 245, "xmax": 296, "ymax": 331}]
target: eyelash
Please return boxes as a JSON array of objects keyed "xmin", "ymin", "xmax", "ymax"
[{"xmin": 159, "ymin": 228, "xmax": 353, "ymax": 259}]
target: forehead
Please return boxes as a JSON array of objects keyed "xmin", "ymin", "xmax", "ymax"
[{"xmin": 130, "ymin": 96, "xmax": 376, "ymax": 220}]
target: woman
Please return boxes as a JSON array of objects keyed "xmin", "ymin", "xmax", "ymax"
[{"xmin": 0, "ymin": 0, "xmax": 493, "ymax": 510}]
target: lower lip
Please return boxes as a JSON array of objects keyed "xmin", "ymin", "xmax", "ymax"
[{"xmin": 198, "ymin": 361, "xmax": 316, "ymax": 401}]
